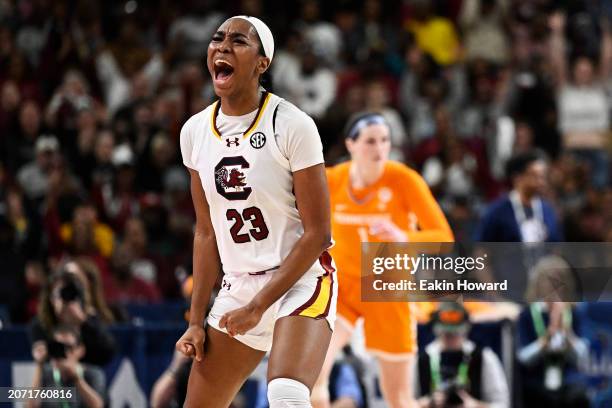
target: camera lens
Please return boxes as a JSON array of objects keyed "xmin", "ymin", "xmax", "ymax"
[{"xmin": 59, "ymin": 280, "xmax": 82, "ymax": 302}]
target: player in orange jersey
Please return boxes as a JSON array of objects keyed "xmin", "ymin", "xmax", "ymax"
[{"xmin": 312, "ymin": 112, "xmax": 454, "ymax": 408}]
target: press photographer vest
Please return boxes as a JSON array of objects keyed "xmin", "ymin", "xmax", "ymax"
[{"xmin": 418, "ymin": 346, "xmax": 484, "ymax": 400}]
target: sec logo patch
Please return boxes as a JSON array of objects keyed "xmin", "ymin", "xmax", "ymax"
[{"xmin": 250, "ymin": 132, "xmax": 266, "ymax": 149}]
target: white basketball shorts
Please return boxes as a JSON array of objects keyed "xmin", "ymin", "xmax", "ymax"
[{"xmin": 207, "ymin": 251, "xmax": 338, "ymax": 351}]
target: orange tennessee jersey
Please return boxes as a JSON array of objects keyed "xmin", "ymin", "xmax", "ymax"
[{"xmin": 327, "ymin": 160, "xmax": 454, "ymax": 277}]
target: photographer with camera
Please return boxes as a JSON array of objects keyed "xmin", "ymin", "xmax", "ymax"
[
  {"xmin": 414, "ymin": 302, "xmax": 509, "ymax": 408},
  {"xmin": 29, "ymin": 269, "xmax": 116, "ymax": 367},
  {"xmin": 28, "ymin": 325, "xmax": 105, "ymax": 408}
]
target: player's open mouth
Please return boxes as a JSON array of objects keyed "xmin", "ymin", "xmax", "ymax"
[{"xmin": 214, "ymin": 60, "xmax": 234, "ymax": 84}]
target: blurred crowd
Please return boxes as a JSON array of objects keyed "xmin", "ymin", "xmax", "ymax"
[
  {"xmin": 0, "ymin": 0, "xmax": 610, "ymax": 321},
  {"xmin": 0, "ymin": 0, "xmax": 610, "ymax": 406}
]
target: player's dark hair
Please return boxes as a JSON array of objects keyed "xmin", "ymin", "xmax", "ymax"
[
  {"xmin": 256, "ymin": 37, "xmax": 274, "ymax": 92},
  {"xmin": 505, "ymin": 149, "xmax": 548, "ymax": 180}
]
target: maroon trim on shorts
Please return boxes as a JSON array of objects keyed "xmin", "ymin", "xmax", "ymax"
[
  {"xmin": 289, "ymin": 251, "xmax": 336, "ymax": 317},
  {"xmin": 289, "ymin": 275, "xmax": 323, "ymax": 316},
  {"xmin": 248, "ymin": 266, "xmax": 280, "ymax": 276},
  {"xmin": 318, "ymin": 251, "xmax": 336, "ymax": 276}
]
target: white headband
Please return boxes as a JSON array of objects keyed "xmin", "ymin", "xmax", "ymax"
[{"xmin": 232, "ymin": 15, "xmax": 274, "ymax": 62}]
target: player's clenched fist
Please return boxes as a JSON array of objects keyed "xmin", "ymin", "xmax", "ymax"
[
  {"xmin": 219, "ymin": 303, "xmax": 264, "ymax": 337},
  {"xmin": 176, "ymin": 325, "xmax": 205, "ymax": 362}
]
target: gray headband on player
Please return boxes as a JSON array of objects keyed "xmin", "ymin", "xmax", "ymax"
[{"xmin": 346, "ymin": 114, "xmax": 388, "ymax": 140}]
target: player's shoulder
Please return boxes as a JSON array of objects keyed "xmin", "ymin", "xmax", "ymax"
[
  {"xmin": 273, "ymin": 97, "xmax": 317, "ymax": 131},
  {"xmin": 385, "ymin": 160, "xmax": 420, "ymax": 180},
  {"xmin": 326, "ymin": 160, "xmax": 350, "ymax": 177},
  {"xmin": 327, "ymin": 160, "xmax": 350, "ymax": 173}
]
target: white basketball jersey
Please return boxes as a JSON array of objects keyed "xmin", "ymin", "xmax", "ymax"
[{"xmin": 182, "ymin": 92, "xmax": 319, "ymax": 273}]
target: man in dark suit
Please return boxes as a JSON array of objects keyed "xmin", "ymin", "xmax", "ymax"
[{"xmin": 476, "ymin": 150, "xmax": 562, "ymax": 243}]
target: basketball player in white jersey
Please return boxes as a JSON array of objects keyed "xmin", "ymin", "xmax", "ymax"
[{"xmin": 175, "ymin": 16, "xmax": 338, "ymax": 407}]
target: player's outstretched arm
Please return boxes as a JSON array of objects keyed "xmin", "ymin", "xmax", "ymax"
[
  {"xmin": 176, "ymin": 169, "xmax": 221, "ymax": 361},
  {"xmin": 220, "ymin": 163, "xmax": 332, "ymax": 336},
  {"xmin": 403, "ymin": 169, "xmax": 454, "ymax": 243}
]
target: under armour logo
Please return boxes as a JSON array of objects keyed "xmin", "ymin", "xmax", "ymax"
[
  {"xmin": 222, "ymin": 279, "xmax": 231, "ymax": 291},
  {"xmin": 226, "ymin": 137, "xmax": 240, "ymax": 147}
]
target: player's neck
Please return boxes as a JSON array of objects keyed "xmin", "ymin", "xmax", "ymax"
[
  {"xmin": 220, "ymin": 88, "xmax": 261, "ymax": 116},
  {"xmin": 350, "ymin": 162, "xmax": 384, "ymax": 189}
]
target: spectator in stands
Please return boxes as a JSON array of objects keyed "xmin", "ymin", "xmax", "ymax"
[
  {"xmin": 130, "ymin": 100, "xmax": 157, "ymax": 156},
  {"xmin": 44, "ymin": 70, "xmax": 95, "ymax": 132},
  {"xmin": 4, "ymin": 187, "xmax": 42, "ymax": 258},
  {"xmin": 459, "ymin": 0, "xmax": 511, "ymax": 64},
  {"xmin": 104, "ymin": 243, "xmax": 161, "ymax": 305},
  {"xmin": 90, "ymin": 129, "xmax": 115, "ymax": 188},
  {"xmin": 167, "ymin": 0, "xmax": 225, "ymax": 63},
  {"xmin": 549, "ymin": 11, "xmax": 611, "ymax": 189},
  {"xmin": 44, "ymin": 201, "xmax": 114, "ymax": 269},
  {"xmin": 0, "ymin": 46, "xmax": 41, "ymax": 104},
  {"xmin": 296, "ymin": 0, "xmax": 343, "ymax": 66},
  {"xmin": 136, "ymin": 132, "xmax": 176, "ymax": 193},
  {"xmin": 271, "ymin": 29, "xmax": 302, "ymax": 100},
  {"xmin": 65, "ymin": 107, "xmax": 100, "ymax": 190},
  {"xmin": 122, "ymin": 216, "xmax": 176, "ymax": 298},
  {"xmin": 283, "ymin": 41, "xmax": 336, "ymax": 120},
  {"xmin": 399, "ymin": 42, "xmax": 466, "ymax": 146},
  {"xmin": 5, "ymin": 100, "xmax": 43, "ymax": 175},
  {"xmin": 491, "ymin": 118, "xmax": 536, "ymax": 180},
  {"xmin": 0, "ymin": 80, "xmax": 21, "ymax": 137},
  {"xmin": 476, "ymin": 150, "xmax": 562, "ymax": 242},
  {"xmin": 17, "ymin": 134, "xmax": 60, "ymax": 201},
  {"xmin": 34, "ymin": 1, "xmax": 99, "ymax": 98},
  {"xmin": 454, "ymin": 60, "xmax": 505, "ymax": 144},
  {"xmin": 162, "ymin": 167, "xmax": 195, "ymax": 275},
  {"xmin": 363, "ymin": 79, "xmax": 408, "ymax": 159},
  {"xmin": 517, "ymin": 266, "xmax": 590, "ymax": 408},
  {"xmin": 28, "ymin": 325, "xmax": 105, "ymax": 408},
  {"xmin": 332, "ymin": 4, "xmax": 361, "ymax": 65},
  {"xmin": 95, "ymin": 18, "xmax": 167, "ymax": 116},
  {"xmin": 358, "ymin": 0, "xmax": 400, "ymax": 64},
  {"xmin": 30, "ymin": 269, "xmax": 116, "ymax": 367},
  {"xmin": 421, "ymin": 111, "xmax": 481, "ymax": 209},
  {"xmin": 405, "ymin": 0, "xmax": 461, "ymax": 67},
  {"xmin": 93, "ymin": 143, "xmax": 139, "ymax": 233},
  {"xmin": 414, "ymin": 302, "xmax": 510, "ymax": 408}
]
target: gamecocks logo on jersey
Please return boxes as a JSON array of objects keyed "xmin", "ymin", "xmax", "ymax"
[
  {"xmin": 214, "ymin": 156, "xmax": 252, "ymax": 200},
  {"xmin": 250, "ymin": 132, "xmax": 266, "ymax": 149}
]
